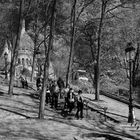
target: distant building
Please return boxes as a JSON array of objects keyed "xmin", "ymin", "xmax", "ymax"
[
  {"xmin": 1, "ymin": 20, "xmax": 34, "ymax": 79},
  {"xmin": 17, "ymin": 20, "xmax": 33, "ymax": 71},
  {"xmin": 1, "ymin": 20, "xmax": 55, "ymax": 80}
]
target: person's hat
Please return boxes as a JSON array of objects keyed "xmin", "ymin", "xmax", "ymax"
[
  {"xmin": 69, "ymin": 88, "xmax": 73, "ymax": 91},
  {"xmin": 78, "ymin": 90, "xmax": 82, "ymax": 94}
]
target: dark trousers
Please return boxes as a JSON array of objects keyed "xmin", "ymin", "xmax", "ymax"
[
  {"xmin": 64, "ymin": 97, "xmax": 68, "ymax": 109},
  {"xmin": 59, "ymin": 88, "xmax": 63, "ymax": 99},
  {"xmin": 68, "ymin": 101, "xmax": 74, "ymax": 113},
  {"xmin": 51, "ymin": 94, "xmax": 54, "ymax": 108},
  {"xmin": 76, "ymin": 102, "xmax": 83, "ymax": 119},
  {"xmin": 25, "ymin": 81, "xmax": 28, "ymax": 89},
  {"xmin": 51, "ymin": 94, "xmax": 58, "ymax": 109},
  {"xmin": 54, "ymin": 94, "xmax": 58, "ymax": 109},
  {"xmin": 46, "ymin": 93, "xmax": 51, "ymax": 104},
  {"xmin": 21, "ymin": 81, "xmax": 25, "ymax": 88}
]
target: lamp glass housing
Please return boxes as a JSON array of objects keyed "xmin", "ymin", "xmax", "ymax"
[{"xmin": 125, "ymin": 43, "xmax": 135, "ymax": 62}]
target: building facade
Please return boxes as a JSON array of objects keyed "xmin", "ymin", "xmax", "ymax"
[{"xmin": 1, "ymin": 20, "xmax": 34, "ymax": 79}]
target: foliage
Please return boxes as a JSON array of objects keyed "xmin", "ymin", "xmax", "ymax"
[{"xmin": 0, "ymin": 0, "xmax": 140, "ymax": 96}]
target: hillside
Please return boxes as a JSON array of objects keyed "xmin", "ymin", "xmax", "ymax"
[{"xmin": 0, "ymin": 84, "xmax": 139, "ymax": 140}]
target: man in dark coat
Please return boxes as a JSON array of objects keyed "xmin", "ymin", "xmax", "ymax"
[
  {"xmin": 75, "ymin": 90, "xmax": 84, "ymax": 119},
  {"xmin": 57, "ymin": 77, "xmax": 65, "ymax": 98}
]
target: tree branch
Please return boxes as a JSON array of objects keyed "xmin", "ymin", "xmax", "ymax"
[
  {"xmin": 24, "ymin": 0, "xmax": 32, "ymax": 17},
  {"xmin": 106, "ymin": 2, "xmax": 126, "ymax": 13},
  {"xmin": 36, "ymin": 34, "xmax": 50, "ymax": 51},
  {"xmin": 76, "ymin": 0, "xmax": 95, "ymax": 22}
]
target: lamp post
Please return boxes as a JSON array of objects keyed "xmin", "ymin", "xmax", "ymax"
[
  {"xmin": 4, "ymin": 52, "xmax": 8, "ymax": 79},
  {"xmin": 125, "ymin": 42, "xmax": 135, "ymax": 123}
]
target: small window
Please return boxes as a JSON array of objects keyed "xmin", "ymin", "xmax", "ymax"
[
  {"xmin": 29, "ymin": 59, "xmax": 32, "ymax": 65},
  {"xmin": 18, "ymin": 58, "xmax": 21, "ymax": 64},
  {"xmin": 26, "ymin": 58, "xmax": 28, "ymax": 65},
  {"xmin": 22, "ymin": 58, "xmax": 25, "ymax": 65}
]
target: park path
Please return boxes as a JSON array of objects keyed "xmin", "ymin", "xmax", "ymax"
[
  {"xmin": 0, "ymin": 84, "xmax": 140, "ymax": 139},
  {"xmin": 82, "ymin": 93, "xmax": 140, "ymax": 122}
]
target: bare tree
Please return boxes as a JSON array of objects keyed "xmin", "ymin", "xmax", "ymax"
[
  {"xmin": 30, "ymin": 0, "xmax": 39, "ymax": 82},
  {"xmin": 95, "ymin": 0, "xmax": 108, "ymax": 100},
  {"xmin": 66, "ymin": 0, "xmax": 77, "ymax": 87},
  {"xmin": 38, "ymin": 0, "xmax": 56, "ymax": 119},
  {"xmin": 8, "ymin": 0, "xmax": 24, "ymax": 95}
]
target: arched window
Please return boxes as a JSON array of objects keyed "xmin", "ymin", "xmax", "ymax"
[
  {"xmin": 26, "ymin": 58, "xmax": 28, "ymax": 65},
  {"xmin": 22, "ymin": 58, "xmax": 25, "ymax": 65},
  {"xmin": 18, "ymin": 58, "xmax": 21, "ymax": 64},
  {"xmin": 29, "ymin": 59, "xmax": 32, "ymax": 65}
]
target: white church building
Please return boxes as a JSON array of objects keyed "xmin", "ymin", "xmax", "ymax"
[{"xmin": 1, "ymin": 20, "xmax": 56, "ymax": 80}]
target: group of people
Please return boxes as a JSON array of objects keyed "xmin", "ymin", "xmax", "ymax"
[
  {"xmin": 63, "ymin": 87, "xmax": 84, "ymax": 119},
  {"xmin": 36, "ymin": 77, "xmax": 84, "ymax": 119}
]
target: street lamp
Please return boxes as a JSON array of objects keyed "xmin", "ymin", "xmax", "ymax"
[
  {"xmin": 4, "ymin": 52, "xmax": 8, "ymax": 79},
  {"xmin": 125, "ymin": 42, "xmax": 135, "ymax": 123}
]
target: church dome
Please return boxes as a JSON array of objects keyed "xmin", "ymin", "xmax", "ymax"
[
  {"xmin": 17, "ymin": 20, "xmax": 34, "ymax": 69},
  {"xmin": 18, "ymin": 20, "xmax": 34, "ymax": 54}
]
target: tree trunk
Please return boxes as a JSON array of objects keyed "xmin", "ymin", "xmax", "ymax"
[
  {"xmin": 8, "ymin": 0, "xmax": 24, "ymax": 95},
  {"xmin": 89, "ymin": 36, "xmax": 96, "ymax": 88},
  {"xmin": 89, "ymin": 36, "xmax": 95, "ymax": 63},
  {"xmin": 38, "ymin": 0, "xmax": 56, "ymax": 119},
  {"xmin": 31, "ymin": 49, "xmax": 36, "ymax": 81},
  {"xmin": 95, "ymin": 0, "xmax": 107, "ymax": 101},
  {"xmin": 31, "ymin": 0, "xmax": 39, "ymax": 82},
  {"xmin": 66, "ymin": 0, "xmax": 77, "ymax": 87}
]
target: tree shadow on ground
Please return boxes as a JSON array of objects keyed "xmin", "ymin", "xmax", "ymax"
[
  {"xmin": 0, "ymin": 93, "xmax": 39, "ymax": 108},
  {"xmin": 0, "ymin": 89, "xmax": 7, "ymax": 95},
  {"xmin": 48, "ymin": 117, "xmax": 140, "ymax": 140},
  {"xmin": 81, "ymin": 132, "xmax": 123, "ymax": 140},
  {"xmin": 0, "ymin": 102, "xmax": 64, "ymax": 120},
  {"xmin": 0, "ymin": 91, "xmax": 4, "ymax": 96},
  {"xmin": 0, "ymin": 127, "xmax": 60, "ymax": 140},
  {"xmin": 0, "ymin": 106, "xmax": 31, "ymax": 119},
  {"xmin": 96, "ymin": 121, "xmax": 140, "ymax": 140}
]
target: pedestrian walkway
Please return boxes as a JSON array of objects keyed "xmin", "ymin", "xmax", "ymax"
[
  {"xmin": 82, "ymin": 93, "xmax": 140, "ymax": 123},
  {"xmin": 0, "ymin": 84, "xmax": 140, "ymax": 139}
]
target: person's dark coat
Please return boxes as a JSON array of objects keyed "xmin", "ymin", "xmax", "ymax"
[{"xmin": 57, "ymin": 78, "xmax": 65, "ymax": 89}]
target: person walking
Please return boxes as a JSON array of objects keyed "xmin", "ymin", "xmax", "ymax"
[
  {"xmin": 54, "ymin": 83, "xmax": 59, "ymax": 109},
  {"xmin": 36, "ymin": 76, "xmax": 42, "ymax": 90},
  {"xmin": 67, "ymin": 88, "xmax": 75, "ymax": 114},
  {"xmin": 50, "ymin": 82, "xmax": 55, "ymax": 108},
  {"xmin": 75, "ymin": 90, "xmax": 84, "ymax": 119},
  {"xmin": 20, "ymin": 75, "xmax": 25, "ymax": 88},
  {"xmin": 63, "ymin": 86, "xmax": 70, "ymax": 110},
  {"xmin": 57, "ymin": 77, "xmax": 65, "ymax": 99},
  {"xmin": 24, "ymin": 77, "xmax": 28, "ymax": 89},
  {"xmin": 46, "ymin": 86, "xmax": 51, "ymax": 104}
]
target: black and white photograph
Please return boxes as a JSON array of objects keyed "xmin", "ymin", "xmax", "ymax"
[{"xmin": 0, "ymin": 0, "xmax": 140, "ymax": 139}]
